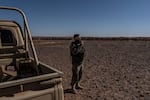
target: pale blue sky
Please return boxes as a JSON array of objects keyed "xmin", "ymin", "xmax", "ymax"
[{"xmin": 0, "ymin": 0, "xmax": 150, "ymax": 37}]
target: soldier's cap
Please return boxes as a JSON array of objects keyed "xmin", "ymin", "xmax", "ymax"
[{"xmin": 73, "ymin": 34, "xmax": 80, "ymax": 38}]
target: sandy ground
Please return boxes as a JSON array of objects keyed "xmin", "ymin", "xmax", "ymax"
[{"xmin": 34, "ymin": 40, "xmax": 150, "ymax": 100}]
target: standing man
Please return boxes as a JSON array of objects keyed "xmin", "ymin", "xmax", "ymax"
[{"xmin": 70, "ymin": 34, "xmax": 85, "ymax": 94}]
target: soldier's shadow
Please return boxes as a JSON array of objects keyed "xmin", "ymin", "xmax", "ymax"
[{"xmin": 64, "ymin": 88, "xmax": 73, "ymax": 94}]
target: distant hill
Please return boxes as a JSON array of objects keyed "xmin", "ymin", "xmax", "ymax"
[{"xmin": 33, "ymin": 36, "xmax": 150, "ymax": 41}]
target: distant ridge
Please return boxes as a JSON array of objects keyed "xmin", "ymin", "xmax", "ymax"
[{"xmin": 32, "ymin": 36, "xmax": 150, "ymax": 41}]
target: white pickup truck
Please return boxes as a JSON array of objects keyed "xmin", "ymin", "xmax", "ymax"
[{"xmin": 0, "ymin": 6, "xmax": 64, "ymax": 100}]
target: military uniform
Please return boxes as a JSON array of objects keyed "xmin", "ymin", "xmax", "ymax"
[{"xmin": 70, "ymin": 40, "xmax": 85, "ymax": 88}]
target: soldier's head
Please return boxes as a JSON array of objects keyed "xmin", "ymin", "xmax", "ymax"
[{"xmin": 73, "ymin": 34, "xmax": 81, "ymax": 42}]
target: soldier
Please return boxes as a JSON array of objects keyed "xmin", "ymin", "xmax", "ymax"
[{"xmin": 70, "ymin": 34, "xmax": 85, "ymax": 94}]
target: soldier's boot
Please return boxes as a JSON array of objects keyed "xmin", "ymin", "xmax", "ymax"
[
  {"xmin": 76, "ymin": 82, "xmax": 84, "ymax": 89},
  {"xmin": 72, "ymin": 84, "xmax": 77, "ymax": 94}
]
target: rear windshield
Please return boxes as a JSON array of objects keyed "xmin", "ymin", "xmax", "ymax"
[{"xmin": 0, "ymin": 30, "xmax": 16, "ymax": 46}]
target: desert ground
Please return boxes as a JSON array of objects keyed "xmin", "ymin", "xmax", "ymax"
[{"xmin": 34, "ymin": 39, "xmax": 150, "ymax": 100}]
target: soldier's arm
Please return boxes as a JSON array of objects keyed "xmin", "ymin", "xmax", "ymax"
[
  {"xmin": 71, "ymin": 46, "xmax": 79, "ymax": 55},
  {"xmin": 70, "ymin": 43, "xmax": 80, "ymax": 55},
  {"xmin": 78, "ymin": 45, "xmax": 85, "ymax": 53}
]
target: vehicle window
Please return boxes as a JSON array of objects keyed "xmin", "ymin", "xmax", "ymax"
[{"xmin": 0, "ymin": 30, "xmax": 14, "ymax": 46}]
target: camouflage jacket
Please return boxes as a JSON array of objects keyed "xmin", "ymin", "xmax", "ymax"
[{"xmin": 70, "ymin": 41, "xmax": 85, "ymax": 64}]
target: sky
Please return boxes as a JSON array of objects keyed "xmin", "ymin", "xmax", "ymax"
[{"xmin": 0, "ymin": 0, "xmax": 150, "ymax": 37}]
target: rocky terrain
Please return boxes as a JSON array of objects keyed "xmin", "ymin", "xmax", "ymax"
[{"xmin": 34, "ymin": 40, "xmax": 150, "ymax": 100}]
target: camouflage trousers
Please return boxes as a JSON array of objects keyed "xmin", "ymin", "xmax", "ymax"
[{"xmin": 71, "ymin": 63, "xmax": 83, "ymax": 86}]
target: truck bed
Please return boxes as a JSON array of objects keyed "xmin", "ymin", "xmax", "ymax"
[{"xmin": 0, "ymin": 62, "xmax": 64, "ymax": 100}]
